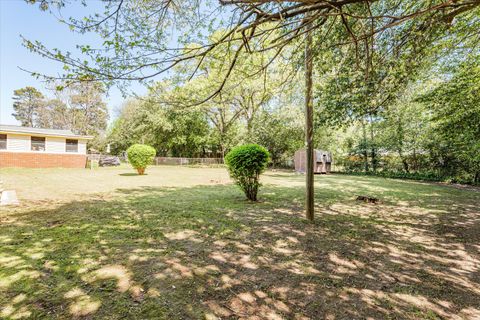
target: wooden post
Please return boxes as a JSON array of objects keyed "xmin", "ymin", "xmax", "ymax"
[{"xmin": 305, "ymin": 25, "xmax": 314, "ymax": 222}]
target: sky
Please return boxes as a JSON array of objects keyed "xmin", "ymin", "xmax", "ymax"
[{"xmin": 0, "ymin": 0, "xmax": 146, "ymax": 125}]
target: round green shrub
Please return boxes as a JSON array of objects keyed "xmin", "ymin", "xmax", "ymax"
[
  {"xmin": 127, "ymin": 144, "xmax": 156, "ymax": 175},
  {"xmin": 225, "ymin": 144, "xmax": 270, "ymax": 201}
]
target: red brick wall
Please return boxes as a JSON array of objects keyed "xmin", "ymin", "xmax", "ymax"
[{"xmin": 0, "ymin": 152, "xmax": 87, "ymax": 168}]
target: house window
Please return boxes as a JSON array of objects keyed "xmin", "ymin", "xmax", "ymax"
[
  {"xmin": 66, "ymin": 139, "xmax": 78, "ymax": 153},
  {"xmin": 31, "ymin": 136, "xmax": 45, "ymax": 151},
  {"xmin": 0, "ymin": 134, "xmax": 6, "ymax": 150}
]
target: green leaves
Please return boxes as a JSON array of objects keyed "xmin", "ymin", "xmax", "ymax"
[
  {"xmin": 126, "ymin": 144, "xmax": 156, "ymax": 174},
  {"xmin": 225, "ymin": 144, "xmax": 270, "ymax": 201},
  {"xmin": 417, "ymin": 56, "xmax": 480, "ymax": 183},
  {"xmin": 107, "ymin": 93, "xmax": 211, "ymax": 157}
]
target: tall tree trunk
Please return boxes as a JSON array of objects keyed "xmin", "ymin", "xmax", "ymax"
[
  {"xmin": 413, "ymin": 148, "xmax": 417, "ymax": 172},
  {"xmin": 219, "ymin": 125, "xmax": 226, "ymax": 159},
  {"xmin": 305, "ymin": 27, "xmax": 314, "ymax": 222},
  {"xmin": 369, "ymin": 118, "xmax": 377, "ymax": 172},
  {"xmin": 220, "ymin": 143, "xmax": 225, "ymax": 159},
  {"xmin": 361, "ymin": 120, "xmax": 369, "ymax": 172},
  {"xmin": 246, "ymin": 117, "xmax": 254, "ymax": 143},
  {"xmin": 398, "ymin": 149, "xmax": 409, "ymax": 173},
  {"xmin": 397, "ymin": 120, "xmax": 409, "ymax": 172}
]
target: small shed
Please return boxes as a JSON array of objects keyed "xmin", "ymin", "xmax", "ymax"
[{"xmin": 294, "ymin": 149, "xmax": 333, "ymax": 174}]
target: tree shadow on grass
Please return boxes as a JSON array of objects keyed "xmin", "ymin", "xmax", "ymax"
[
  {"xmin": 0, "ymin": 182, "xmax": 479, "ymax": 319},
  {"xmin": 119, "ymin": 173, "xmax": 147, "ymax": 176}
]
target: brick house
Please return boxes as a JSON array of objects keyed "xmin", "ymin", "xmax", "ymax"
[{"xmin": 0, "ymin": 125, "xmax": 93, "ymax": 168}]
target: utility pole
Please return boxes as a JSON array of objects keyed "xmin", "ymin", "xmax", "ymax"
[{"xmin": 304, "ymin": 23, "xmax": 314, "ymax": 222}]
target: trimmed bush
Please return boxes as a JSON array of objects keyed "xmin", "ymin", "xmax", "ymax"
[
  {"xmin": 127, "ymin": 144, "xmax": 156, "ymax": 175},
  {"xmin": 225, "ymin": 144, "xmax": 270, "ymax": 201}
]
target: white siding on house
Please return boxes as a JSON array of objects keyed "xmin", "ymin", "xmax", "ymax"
[
  {"xmin": 78, "ymin": 140, "xmax": 87, "ymax": 154},
  {"xmin": 2, "ymin": 134, "xmax": 88, "ymax": 155},
  {"xmin": 6, "ymin": 134, "xmax": 30, "ymax": 152},
  {"xmin": 46, "ymin": 137, "xmax": 66, "ymax": 153}
]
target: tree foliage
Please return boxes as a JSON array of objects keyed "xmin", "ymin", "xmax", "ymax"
[
  {"xmin": 225, "ymin": 144, "xmax": 270, "ymax": 201},
  {"xmin": 251, "ymin": 106, "xmax": 304, "ymax": 167},
  {"xmin": 11, "ymin": 83, "xmax": 108, "ymax": 138},
  {"xmin": 58, "ymin": 82, "xmax": 109, "ymax": 136},
  {"xmin": 24, "ymin": 0, "xmax": 480, "ymax": 95},
  {"xmin": 12, "ymin": 86, "xmax": 45, "ymax": 127},
  {"xmin": 19, "ymin": 0, "xmax": 480, "ymax": 186},
  {"xmin": 126, "ymin": 144, "xmax": 156, "ymax": 175},
  {"xmin": 419, "ymin": 56, "xmax": 480, "ymax": 183},
  {"xmin": 108, "ymin": 91, "xmax": 211, "ymax": 157},
  {"xmin": 327, "ymin": 52, "xmax": 480, "ymax": 185}
]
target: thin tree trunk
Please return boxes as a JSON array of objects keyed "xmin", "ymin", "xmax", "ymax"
[
  {"xmin": 397, "ymin": 120, "xmax": 409, "ymax": 173},
  {"xmin": 220, "ymin": 144, "xmax": 225, "ymax": 159},
  {"xmin": 413, "ymin": 148, "xmax": 417, "ymax": 172},
  {"xmin": 362, "ymin": 120, "xmax": 369, "ymax": 172},
  {"xmin": 398, "ymin": 149, "xmax": 409, "ymax": 173},
  {"xmin": 246, "ymin": 117, "xmax": 254, "ymax": 143},
  {"xmin": 305, "ymin": 26, "xmax": 314, "ymax": 222},
  {"xmin": 369, "ymin": 119, "xmax": 377, "ymax": 172}
]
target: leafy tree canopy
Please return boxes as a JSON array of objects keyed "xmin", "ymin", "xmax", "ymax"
[{"xmin": 23, "ymin": 0, "xmax": 479, "ymax": 100}]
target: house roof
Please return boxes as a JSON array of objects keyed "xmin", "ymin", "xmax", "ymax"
[{"xmin": 0, "ymin": 124, "xmax": 94, "ymax": 140}]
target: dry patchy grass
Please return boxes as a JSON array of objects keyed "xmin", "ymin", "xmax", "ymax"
[{"xmin": 0, "ymin": 166, "xmax": 479, "ymax": 319}]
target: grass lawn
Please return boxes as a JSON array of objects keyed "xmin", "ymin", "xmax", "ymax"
[{"xmin": 0, "ymin": 166, "xmax": 479, "ymax": 319}]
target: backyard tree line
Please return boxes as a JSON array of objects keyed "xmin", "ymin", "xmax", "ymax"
[
  {"xmin": 12, "ymin": 82, "xmax": 108, "ymax": 140},
  {"xmin": 106, "ymin": 51, "xmax": 479, "ymax": 184},
  {"xmin": 23, "ymin": 0, "xmax": 480, "ymax": 185}
]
